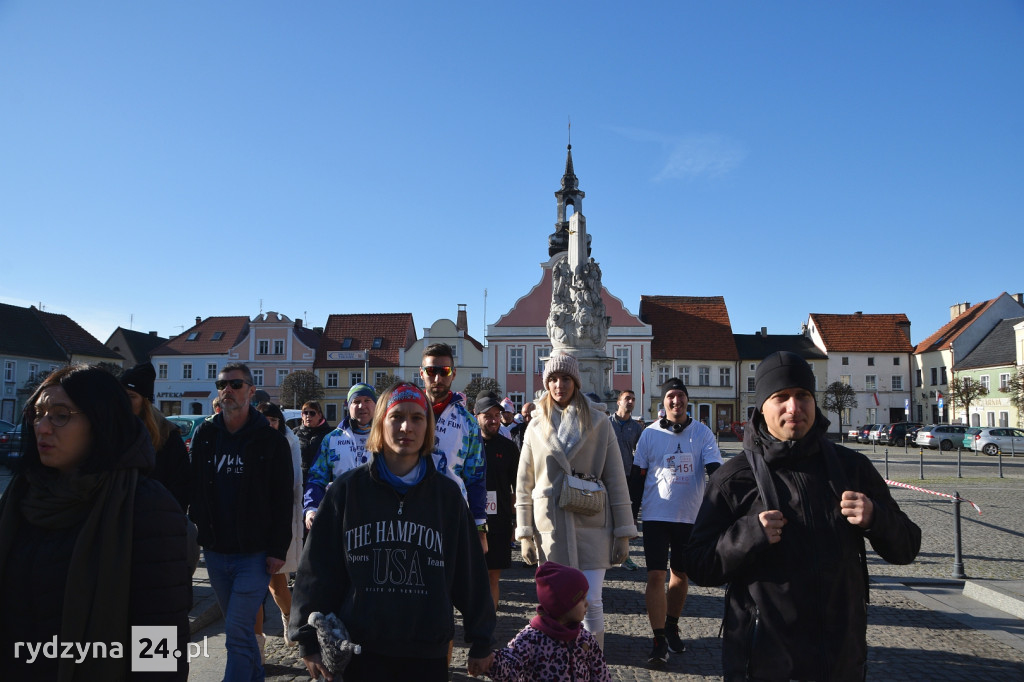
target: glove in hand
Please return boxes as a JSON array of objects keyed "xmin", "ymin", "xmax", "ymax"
[
  {"xmin": 520, "ymin": 536, "xmax": 539, "ymax": 566},
  {"xmin": 611, "ymin": 536, "xmax": 630, "ymax": 565}
]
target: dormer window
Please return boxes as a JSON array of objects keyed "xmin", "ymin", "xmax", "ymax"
[
  {"xmin": 211, "ymin": 331, "xmax": 224, "ymax": 341},
  {"xmin": 342, "ymin": 338, "xmax": 353, "ymax": 349},
  {"xmin": 186, "ymin": 332, "xmax": 200, "ymax": 341},
  {"xmin": 372, "ymin": 337, "xmax": 384, "ymax": 349}
]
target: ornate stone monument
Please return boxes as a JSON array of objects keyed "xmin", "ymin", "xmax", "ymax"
[{"xmin": 545, "ymin": 145, "xmax": 614, "ymax": 400}]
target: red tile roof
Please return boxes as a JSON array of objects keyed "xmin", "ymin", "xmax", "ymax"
[
  {"xmin": 640, "ymin": 296, "xmax": 738, "ymax": 360},
  {"xmin": 151, "ymin": 316, "xmax": 250, "ymax": 356},
  {"xmin": 34, "ymin": 309, "xmax": 122, "ymax": 360},
  {"xmin": 315, "ymin": 313, "xmax": 417, "ymax": 368},
  {"xmin": 913, "ymin": 299, "xmax": 994, "ymax": 354},
  {"xmin": 808, "ymin": 313, "xmax": 913, "ymax": 353}
]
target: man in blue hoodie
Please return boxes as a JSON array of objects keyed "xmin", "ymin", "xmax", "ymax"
[{"xmin": 188, "ymin": 362, "xmax": 293, "ymax": 681}]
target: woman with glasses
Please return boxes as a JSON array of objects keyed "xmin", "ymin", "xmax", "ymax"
[
  {"xmin": 0, "ymin": 365, "xmax": 192, "ymax": 680},
  {"xmin": 290, "ymin": 383, "xmax": 496, "ymax": 681},
  {"xmin": 293, "ymin": 401, "xmax": 333, "ymax": 488},
  {"xmin": 253, "ymin": 402, "xmax": 304, "ymax": 653},
  {"xmin": 515, "ymin": 353, "xmax": 636, "ymax": 652}
]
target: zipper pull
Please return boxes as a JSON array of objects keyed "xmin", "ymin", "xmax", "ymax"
[{"xmin": 397, "ymin": 500, "xmax": 404, "ymax": 516}]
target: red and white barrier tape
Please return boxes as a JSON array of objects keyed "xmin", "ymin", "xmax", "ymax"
[{"xmin": 885, "ymin": 480, "xmax": 982, "ymax": 514}]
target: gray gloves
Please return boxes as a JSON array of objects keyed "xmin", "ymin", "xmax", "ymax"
[
  {"xmin": 520, "ymin": 536, "xmax": 539, "ymax": 566},
  {"xmin": 611, "ymin": 536, "xmax": 630, "ymax": 565}
]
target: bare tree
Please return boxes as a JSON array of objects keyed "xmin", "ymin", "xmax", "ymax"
[
  {"xmin": 822, "ymin": 381, "xmax": 858, "ymax": 438},
  {"xmin": 462, "ymin": 377, "xmax": 503, "ymax": 412},
  {"xmin": 1001, "ymin": 368, "xmax": 1024, "ymax": 427},
  {"xmin": 279, "ymin": 370, "xmax": 325, "ymax": 409},
  {"xmin": 373, "ymin": 373, "xmax": 403, "ymax": 395},
  {"xmin": 949, "ymin": 376, "xmax": 988, "ymax": 426}
]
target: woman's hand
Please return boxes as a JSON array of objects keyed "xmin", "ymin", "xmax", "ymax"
[
  {"xmin": 611, "ymin": 536, "xmax": 630, "ymax": 564},
  {"xmin": 467, "ymin": 652, "xmax": 494, "ymax": 677},
  {"xmin": 520, "ymin": 536, "xmax": 539, "ymax": 565},
  {"xmin": 302, "ymin": 653, "xmax": 333, "ymax": 681}
]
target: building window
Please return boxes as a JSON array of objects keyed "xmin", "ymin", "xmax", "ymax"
[
  {"xmin": 719, "ymin": 367, "xmax": 731, "ymax": 387},
  {"xmin": 679, "ymin": 366, "xmax": 690, "ymax": 384},
  {"xmin": 842, "ymin": 407, "xmax": 851, "ymax": 425},
  {"xmin": 892, "ymin": 375, "xmax": 903, "ymax": 391},
  {"xmin": 699, "ymin": 367, "xmax": 710, "ymax": 386},
  {"xmin": 916, "ymin": 369, "xmax": 922, "ymax": 387},
  {"xmin": 1000, "ymin": 411, "xmax": 1009, "ymax": 427},
  {"xmin": 326, "ymin": 404, "xmax": 338, "ymax": 422},
  {"xmin": 868, "ymin": 357, "xmax": 875, "ymax": 366},
  {"xmin": 372, "ymin": 337, "xmax": 384, "ymax": 349},
  {"xmin": 508, "ymin": 392, "xmax": 525, "ymax": 411},
  {"xmin": 940, "ymin": 367, "xmax": 948, "ymax": 384},
  {"xmin": 211, "ymin": 331, "xmax": 224, "ymax": 341},
  {"xmin": 349, "ymin": 371, "xmax": 362, "ymax": 386},
  {"xmin": 840, "ymin": 374, "xmax": 851, "ymax": 385},
  {"xmin": 893, "ymin": 357, "xmax": 900, "ymax": 366},
  {"xmin": 374, "ymin": 371, "xmax": 387, "ymax": 386},
  {"xmin": 186, "ymin": 332, "xmax": 199, "ymax": 342},
  {"xmin": 3, "ymin": 361, "xmax": 14, "ymax": 382},
  {"xmin": 658, "ymin": 366, "xmax": 671, "ymax": 385},
  {"xmin": 158, "ymin": 364, "xmax": 168, "ymax": 379},
  {"xmin": 749, "ymin": 363, "xmax": 756, "ymax": 371},
  {"xmin": 342, "ymin": 338, "xmax": 353, "ymax": 349},
  {"xmin": 841, "ymin": 357, "xmax": 849, "ymax": 366},
  {"xmin": 865, "ymin": 375, "xmax": 876, "ymax": 391},
  {"xmin": 1000, "ymin": 373, "xmax": 1010, "ymax": 391},
  {"xmin": 182, "ymin": 363, "xmax": 192, "ymax": 380},
  {"xmin": 28, "ymin": 363, "xmax": 38, "ymax": 380},
  {"xmin": 277, "ymin": 369, "xmax": 289, "ymax": 386},
  {"xmin": 977, "ymin": 375, "xmax": 989, "ymax": 391},
  {"xmin": 614, "ymin": 347, "xmax": 630, "ymax": 373},
  {"xmin": 207, "ymin": 363, "xmax": 217, "ymax": 379},
  {"xmin": 747, "ymin": 376, "xmax": 755, "ymax": 393},
  {"xmin": 930, "ymin": 368, "xmax": 938, "ymax": 386},
  {"xmin": 536, "ymin": 345, "xmax": 552, "ymax": 374},
  {"xmin": 987, "ymin": 412, "xmax": 996, "ymax": 427},
  {"xmin": 252, "ymin": 369, "xmax": 264, "ymax": 386},
  {"xmin": 509, "ymin": 347, "xmax": 524, "ymax": 374},
  {"xmin": 326, "ymin": 372, "xmax": 339, "ymax": 388},
  {"xmin": 274, "ymin": 340, "xmax": 284, "ymax": 355},
  {"xmin": 866, "ymin": 407, "xmax": 876, "ymax": 422},
  {"xmin": 258, "ymin": 340, "xmax": 269, "ymax": 355},
  {"xmin": 471, "ymin": 372, "xmax": 482, "ymax": 380}
]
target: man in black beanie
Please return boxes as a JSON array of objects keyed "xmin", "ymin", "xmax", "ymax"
[{"xmin": 684, "ymin": 351, "xmax": 921, "ymax": 681}]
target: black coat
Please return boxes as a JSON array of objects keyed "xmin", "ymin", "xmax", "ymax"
[
  {"xmin": 293, "ymin": 420, "xmax": 334, "ymax": 485},
  {"xmin": 684, "ymin": 410, "xmax": 921, "ymax": 681}
]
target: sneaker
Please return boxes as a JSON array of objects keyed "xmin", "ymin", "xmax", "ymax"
[
  {"xmin": 622, "ymin": 557, "xmax": 639, "ymax": 571},
  {"xmin": 282, "ymin": 613, "xmax": 296, "ymax": 647},
  {"xmin": 647, "ymin": 637, "xmax": 669, "ymax": 667},
  {"xmin": 665, "ymin": 626, "xmax": 686, "ymax": 654}
]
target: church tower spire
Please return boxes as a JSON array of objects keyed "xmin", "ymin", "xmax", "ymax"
[{"xmin": 549, "ymin": 143, "xmax": 589, "ymax": 257}]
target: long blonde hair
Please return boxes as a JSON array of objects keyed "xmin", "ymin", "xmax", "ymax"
[
  {"xmin": 537, "ymin": 380, "xmax": 592, "ymax": 436},
  {"xmin": 139, "ymin": 401, "xmax": 168, "ymax": 451}
]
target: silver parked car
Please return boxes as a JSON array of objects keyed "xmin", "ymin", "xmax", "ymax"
[
  {"xmin": 967, "ymin": 427, "xmax": 1024, "ymax": 456},
  {"xmin": 915, "ymin": 424, "xmax": 968, "ymax": 451}
]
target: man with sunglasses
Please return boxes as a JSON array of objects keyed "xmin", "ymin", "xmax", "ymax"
[
  {"xmin": 420, "ymin": 343, "xmax": 487, "ymax": 550},
  {"xmin": 188, "ymin": 363, "xmax": 294, "ymax": 680}
]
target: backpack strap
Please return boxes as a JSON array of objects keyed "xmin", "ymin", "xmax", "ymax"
[{"xmin": 743, "ymin": 448, "xmax": 780, "ymax": 512}]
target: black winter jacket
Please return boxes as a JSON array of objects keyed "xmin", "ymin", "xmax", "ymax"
[
  {"xmin": 293, "ymin": 420, "xmax": 334, "ymax": 485},
  {"xmin": 684, "ymin": 409, "xmax": 921, "ymax": 681},
  {"xmin": 188, "ymin": 408, "xmax": 294, "ymax": 560},
  {"xmin": 290, "ymin": 453, "xmax": 496, "ymax": 661}
]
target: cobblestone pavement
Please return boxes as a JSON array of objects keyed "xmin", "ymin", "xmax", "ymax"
[{"xmin": 181, "ymin": 444, "xmax": 1024, "ymax": 680}]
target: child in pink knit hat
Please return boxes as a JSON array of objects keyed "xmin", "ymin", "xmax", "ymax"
[{"xmin": 487, "ymin": 561, "xmax": 611, "ymax": 681}]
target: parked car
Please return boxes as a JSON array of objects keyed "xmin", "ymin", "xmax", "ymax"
[
  {"xmin": 847, "ymin": 425, "xmax": 865, "ymax": 440},
  {"xmin": 283, "ymin": 408, "xmax": 302, "ymax": 430},
  {"xmin": 967, "ymin": 427, "xmax": 1024, "ymax": 456},
  {"xmin": 962, "ymin": 428, "xmax": 981, "ymax": 450},
  {"xmin": 856, "ymin": 425, "xmax": 873, "ymax": 443},
  {"xmin": 167, "ymin": 415, "xmax": 209, "ymax": 451},
  {"xmin": 882, "ymin": 422, "xmax": 924, "ymax": 447},
  {"xmin": 0, "ymin": 425, "xmax": 24, "ymax": 471},
  {"xmin": 915, "ymin": 424, "xmax": 968, "ymax": 451},
  {"xmin": 0, "ymin": 419, "xmax": 15, "ymax": 434},
  {"xmin": 867, "ymin": 424, "xmax": 886, "ymax": 443}
]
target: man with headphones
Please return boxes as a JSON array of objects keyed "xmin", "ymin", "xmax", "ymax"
[{"xmin": 632, "ymin": 378, "xmax": 722, "ymax": 668}]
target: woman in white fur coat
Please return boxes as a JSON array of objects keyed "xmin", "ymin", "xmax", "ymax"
[{"xmin": 515, "ymin": 353, "xmax": 637, "ymax": 650}]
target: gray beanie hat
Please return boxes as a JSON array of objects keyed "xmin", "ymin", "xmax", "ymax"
[
  {"xmin": 543, "ymin": 352, "xmax": 581, "ymax": 389},
  {"xmin": 754, "ymin": 351, "xmax": 816, "ymax": 410}
]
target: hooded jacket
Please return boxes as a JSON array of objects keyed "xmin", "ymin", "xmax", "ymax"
[
  {"xmin": 293, "ymin": 419, "xmax": 334, "ymax": 485},
  {"xmin": 684, "ymin": 408, "xmax": 921, "ymax": 681},
  {"xmin": 188, "ymin": 407, "xmax": 294, "ymax": 560},
  {"xmin": 302, "ymin": 414, "xmax": 370, "ymax": 515},
  {"xmin": 289, "ymin": 452, "xmax": 496, "ymax": 661}
]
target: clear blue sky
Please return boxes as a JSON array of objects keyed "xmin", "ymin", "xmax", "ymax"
[{"xmin": 2, "ymin": 1, "xmax": 1021, "ymax": 347}]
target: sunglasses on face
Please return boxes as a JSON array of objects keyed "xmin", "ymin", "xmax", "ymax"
[
  {"xmin": 421, "ymin": 366, "xmax": 453, "ymax": 378},
  {"xmin": 302, "ymin": 410, "xmax": 319, "ymax": 416},
  {"xmin": 215, "ymin": 379, "xmax": 250, "ymax": 390}
]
